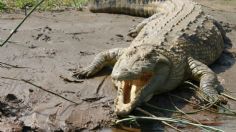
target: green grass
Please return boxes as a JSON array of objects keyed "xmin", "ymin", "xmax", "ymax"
[
  {"xmin": 0, "ymin": 0, "xmax": 6, "ymax": 11},
  {"xmin": 0, "ymin": 0, "xmax": 88, "ymax": 11}
]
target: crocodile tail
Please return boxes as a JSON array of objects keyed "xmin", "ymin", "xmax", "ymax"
[{"xmin": 89, "ymin": 0, "xmax": 163, "ymax": 17}]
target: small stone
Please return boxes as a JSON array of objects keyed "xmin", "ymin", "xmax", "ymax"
[
  {"xmin": 115, "ymin": 34, "xmax": 123, "ymax": 38},
  {"xmin": 5, "ymin": 94, "xmax": 18, "ymax": 102},
  {"xmin": 28, "ymin": 44, "xmax": 37, "ymax": 49},
  {"xmin": 29, "ymin": 89, "xmax": 34, "ymax": 93}
]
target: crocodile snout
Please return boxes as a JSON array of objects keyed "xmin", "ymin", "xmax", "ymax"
[{"xmin": 111, "ymin": 68, "xmax": 130, "ymax": 80}]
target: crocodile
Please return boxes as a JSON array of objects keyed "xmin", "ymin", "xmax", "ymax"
[{"xmin": 73, "ymin": 0, "xmax": 226, "ymax": 116}]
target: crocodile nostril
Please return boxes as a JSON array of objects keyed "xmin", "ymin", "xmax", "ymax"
[
  {"xmin": 122, "ymin": 68, "xmax": 128, "ymax": 72},
  {"xmin": 111, "ymin": 71, "xmax": 120, "ymax": 79}
]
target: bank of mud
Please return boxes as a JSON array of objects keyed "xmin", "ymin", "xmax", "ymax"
[{"xmin": 0, "ymin": 0, "xmax": 236, "ymax": 131}]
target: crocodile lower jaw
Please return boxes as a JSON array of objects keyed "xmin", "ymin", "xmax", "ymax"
[{"xmin": 114, "ymin": 73, "xmax": 153, "ymax": 116}]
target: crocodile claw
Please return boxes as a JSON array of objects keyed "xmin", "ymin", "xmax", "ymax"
[
  {"xmin": 128, "ymin": 30, "xmax": 138, "ymax": 38},
  {"xmin": 216, "ymin": 94, "xmax": 228, "ymax": 105},
  {"xmin": 200, "ymin": 93, "xmax": 227, "ymax": 105},
  {"xmin": 207, "ymin": 94, "xmax": 220, "ymax": 103},
  {"xmin": 72, "ymin": 68, "xmax": 92, "ymax": 79},
  {"xmin": 127, "ymin": 26, "xmax": 138, "ymax": 38}
]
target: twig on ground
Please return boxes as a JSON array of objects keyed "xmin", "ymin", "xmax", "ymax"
[
  {"xmin": 0, "ymin": 76, "xmax": 81, "ymax": 105},
  {"xmin": 96, "ymin": 76, "xmax": 108, "ymax": 94},
  {"xmin": 0, "ymin": 0, "xmax": 45, "ymax": 47},
  {"xmin": 181, "ymin": 82, "xmax": 236, "ymax": 116},
  {"xmin": 136, "ymin": 107, "xmax": 183, "ymax": 132},
  {"xmin": 144, "ymin": 102, "xmax": 182, "ymax": 113},
  {"xmin": 221, "ymin": 93, "xmax": 236, "ymax": 101},
  {"xmin": 170, "ymin": 93, "xmax": 236, "ymax": 116},
  {"xmin": 168, "ymin": 95, "xmax": 202, "ymax": 124},
  {"xmin": 187, "ymin": 82, "xmax": 236, "ymax": 115},
  {"xmin": 82, "ymin": 96, "xmax": 104, "ymax": 102},
  {"xmin": 116, "ymin": 116, "xmax": 224, "ymax": 132},
  {"xmin": 0, "ymin": 38, "xmax": 19, "ymax": 44},
  {"xmin": 145, "ymin": 98, "xmax": 214, "ymax": 115},
  {"xmin": 168, "ymin": 95, "xmax": 210, "ymax": 131},
  {"xmin": 184, "ymin": 81, "xmax": 199, "ymax": 88},
  {"xmin": 184, "ymin": 81, "xmax": 212, "ymax": 102},
  {"xmin": 169, "ymin": 94, "xmax": 216, "ymax": 114},
  {"xmin": 0, "ymin": 62, "xmax": 28, "ymax": 69},
  {"xmin": 215, "ymin": 103, "xmax": 236, "ymax": 115}
]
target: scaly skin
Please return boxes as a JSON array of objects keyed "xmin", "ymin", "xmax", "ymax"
[{"xmin": 73, "ymin": 0, "xmax": 225, "ymax": 116}]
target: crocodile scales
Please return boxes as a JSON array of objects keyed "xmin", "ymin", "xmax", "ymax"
[{"xmin": 73, "ymin": 0, "xmax": 225, "ymax": 116}]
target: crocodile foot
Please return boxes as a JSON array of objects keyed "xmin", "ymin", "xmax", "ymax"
[
  {"xmin": 198, "ymin": 93, "xmax": 227, "ymax": 105},
  {"xmin": 127, "ymin": 26, "xmax": 139, "ymax": 38},
  {"xmin": 72, "ymin": 68, "xmax": 92, "ymax": 79},
  {"xmin": 218, "ymin": 95, "xmax": 228, "ymax": 105}
]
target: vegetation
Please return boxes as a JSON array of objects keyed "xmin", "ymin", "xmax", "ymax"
[
  {"xmin": 0, "ymin": 0, "xmax": 6, "ymax": 11},
  {"xmin": 0, "ymin": 0, "xmax": 88, "ymax": 11}
]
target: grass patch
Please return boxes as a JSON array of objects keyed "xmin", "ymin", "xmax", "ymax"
[
  {"xmin": 1, "ymin": 0, "xmax": 88, "ymax": 11},
  {"xmin": 0, "ymin": 0, "xmax": 6, "ymax": 11}
]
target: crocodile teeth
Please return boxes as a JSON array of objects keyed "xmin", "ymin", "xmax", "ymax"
[
  {"xmin": 130, "ymin": 84, "xmax": 137, "ymax": 104},
  {"xmin": 122, "ymin": 80, "xmax": 125, "ymax": 88}
]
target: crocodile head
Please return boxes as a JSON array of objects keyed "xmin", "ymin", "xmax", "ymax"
[{"xmin": 111, "ymin": 45, "xmax": 171, "ymax": 116}]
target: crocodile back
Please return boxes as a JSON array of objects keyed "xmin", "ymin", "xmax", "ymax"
[
  {"xmin": 129, "ymin": 0, "xmax": 224, "ymax": 65},
  {"xmin": 90, "ymin": 0, "xmax": 224, "ymax": 65}
]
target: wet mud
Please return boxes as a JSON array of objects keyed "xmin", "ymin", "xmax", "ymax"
[{"xmin": 0, "ymin": 0, "xmax": 236, "ymax": 131}]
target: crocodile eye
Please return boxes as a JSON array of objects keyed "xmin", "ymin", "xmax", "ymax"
[
  {"xmin": 126, "ymin": 52, "xmax": 133, "ymax": 58},
  {"xmin": 122, "ymin": 68, "xmax": 128, "ymax": 72},
  {"xmin": 138, "ymin": 57, "xmax": 145, "ymax": 61},
  {"xmin": 145, "ymin": 53, "xmax": 152, "ymax": 59}
]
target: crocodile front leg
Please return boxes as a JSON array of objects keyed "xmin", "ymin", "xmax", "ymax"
[
  {"xmin": 128, "ymin": 13, "xmax": 163, "ymax": 38},
  {"xmin": 187, "ymin": 57, "xmax": 222, "ymax": 103},
  {"xmin": 73, "ymin": 48, "xmax": 124, "ymax": 79}
]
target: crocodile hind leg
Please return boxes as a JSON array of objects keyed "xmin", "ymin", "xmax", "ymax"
[
  {"xmin": 73, "ymin": 48, "xmax": 124, "ymax": 79},
  {"xmin": 128, "ymin": 13, "xmax": 163, "ymax": 38},
  {"xmin": 187, "ymin": 57, "xmax": 223, "ymax": 103}
]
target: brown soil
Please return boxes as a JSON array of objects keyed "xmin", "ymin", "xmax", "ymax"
[{"xmin": 0, "ymin": 0, "xmax": 236, "ymax": 131}]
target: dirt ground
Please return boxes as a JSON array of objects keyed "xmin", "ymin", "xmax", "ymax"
[{"xmin": 0, "ymin": 0, "xmax": 236, "ymax": 131}]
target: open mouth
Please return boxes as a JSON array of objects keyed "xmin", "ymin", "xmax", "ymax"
[{"xmin": 115, "ymin": 73, "xmax": 153, "ymax": 115}]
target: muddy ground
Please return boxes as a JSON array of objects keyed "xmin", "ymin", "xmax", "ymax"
[{"xmin": 0, "ymin": 0, "xmax": 236, "ymax": 131}]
